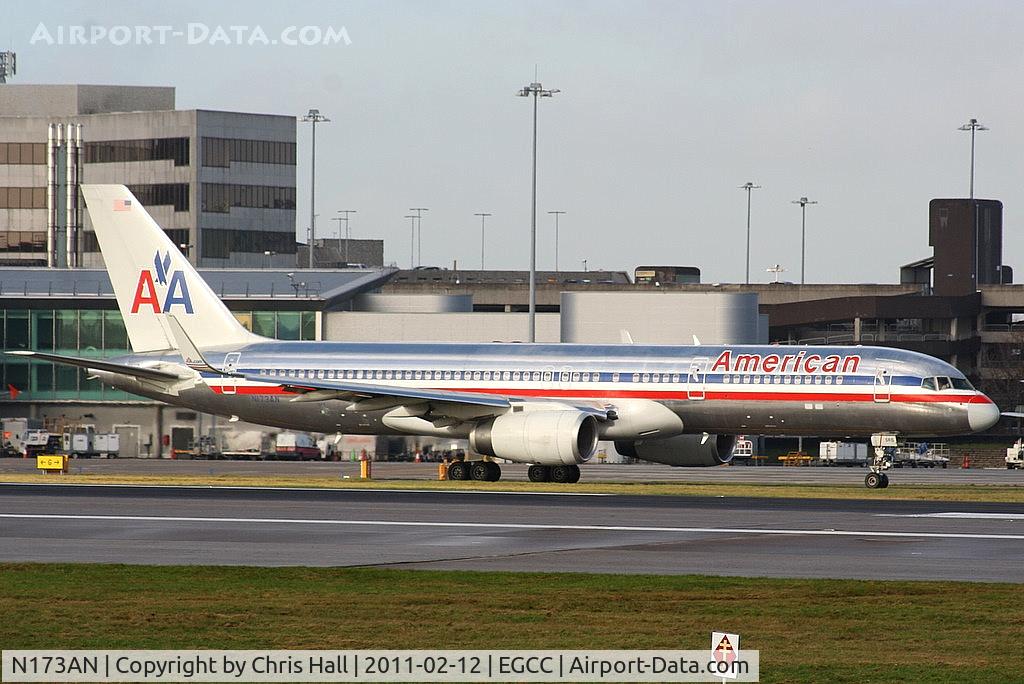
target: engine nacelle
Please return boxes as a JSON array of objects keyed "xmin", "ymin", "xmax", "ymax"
[
  {"xmin": 615, "ymin": 434, "xmax": 736, "ymax": 467},
  {"xmin": 471, "ymin": 410, "xmax": 599, "ymax": 466}
]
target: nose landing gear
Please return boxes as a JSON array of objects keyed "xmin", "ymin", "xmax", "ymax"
[{"xmin": 865, "ymin": 433, "xmax": 897, "ymax": 489}]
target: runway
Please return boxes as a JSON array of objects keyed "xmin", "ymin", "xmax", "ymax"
[
  {"xmin": 2, "ymin": 483, "xmax": 1024, "ymax": 582},
  {"xmin": 2, "ymin": 458, "xmax": 1023, "ymax": 485}
]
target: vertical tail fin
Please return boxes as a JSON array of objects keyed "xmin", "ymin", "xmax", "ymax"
[{"xmin": 81, "ymin": 184, "xmax": 258, "ymax": 352}]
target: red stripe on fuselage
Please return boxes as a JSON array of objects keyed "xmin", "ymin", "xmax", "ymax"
[{"xmin": 204, "ymin": 383, "xmax": 992, "ymax": 405}]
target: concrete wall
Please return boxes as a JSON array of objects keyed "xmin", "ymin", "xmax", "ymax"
[
  {"xmin": 324, "ymin": 311, "xmax": 560, "ymax": 342},
  {"xmin": 0, "ymin": 85, "xmax": 175, "ymax": 116},
  {"xmin": 351, "ymin": 293, "xmax": 473, "ymax": 313},
  {"xmin": 560, "ymin": 291, "xmax": 763, "ymax": 344}
]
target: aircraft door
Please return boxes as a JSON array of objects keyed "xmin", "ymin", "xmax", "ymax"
[
  {"xmin": 687, "ymin": 358, "xmax": 707, "ymax": 400},
  {"xmin": 222, "ymin": 352, "xmax": 241, "ymax": 395},
  {"xmin": 873, "ymin": 369, "xmax": 891, "ymax": 403}
]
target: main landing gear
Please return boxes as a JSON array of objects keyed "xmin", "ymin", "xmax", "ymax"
[
  {"xmin": 865, "ymin": 433, "xmax": 897, "ymax": 489},
  {"xmin": 528, "ymin": 464, "xmax": 581, "ymax": 483},
  {"xmin": 447, "ymin": 460, "xmax": 501, "ymax": 482}
]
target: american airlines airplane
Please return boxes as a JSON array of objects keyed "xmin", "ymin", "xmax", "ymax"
[{"xmin": 9, "ymin": 185, "xmax": 1002, "ymax": 488}]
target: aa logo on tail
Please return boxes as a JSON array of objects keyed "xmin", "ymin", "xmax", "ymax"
[{"xmin": 130, "ymin": 250, "xmax": 194, "ymax": 314}]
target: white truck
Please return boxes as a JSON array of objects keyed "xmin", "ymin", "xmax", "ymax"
[
  {"xmin": 818, "ymin": 441, "xmax": 868, "ymax": 467},
  {"xmin": 62, "ymin": 427, "xmax": 120, "ymax": 458},
  {"xmin": 1007, "ymin": 439, "xmax": 1024, "ymax": 470}
]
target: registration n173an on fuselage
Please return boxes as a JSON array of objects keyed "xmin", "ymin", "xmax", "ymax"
[{"xmin": 10, "ymin": 185, "xmax": 1000, "ymax": 484}]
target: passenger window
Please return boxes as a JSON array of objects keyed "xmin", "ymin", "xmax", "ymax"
[
  {"xmin": 671, "ymin": 373, "xmax": 679, "ymax": 383},
  {"xmin": 543, "ymin": 371, "xmax": 552, "ymax": 382},
  {"xmin": 473, "ymin": 371, "xmax": 482, "ymax": 381},
  {"xmin": 582, "ymin": 372, "xmax": 590, "ymax": 382},
  {"xmin": 836, "ymin": 376, "xmax": 844, "ymax": 385},
  {"xmin": 533, "ymin": 371, "xmax": 542, "ymax": 381},
  {"xmin": 753, "ymin": 376, "xmax": 761, "ymax": 384},
  {"xmin": 732, "ymin": 375, "xmax": 740, "ymax": 384},
  {"xmin": 513, "ymin": 371, "xmax": 521, "ymax": 381},
  {"xmin": 560, "ymin": 371, "xmax": 570, "ymax": 382},
  {"xmin": 633, "ymin": 373, "xmax": 640, "ymax": 383},
  {"xmin": 936, "ymin": 376, "xmax": 952, "ymax": 391},
  {"xmin": 503, "ymin": 371, "xmax": 511, "ymax": 381},
  {"xmin": 652, "ymin": 374, "xmax": 660, "ymax": 383},
  {"xmin": 921, "ymin": 377, "xmax": 937, "ymax": 391},
  {"xmin": 794, "ymin": 376, "xmax": 802, "ymax": 385},
  {"xmin": 571, "ymin": 372, "xmax": 580, "ymax": 382},
  {"xmin": 483, "ymin": 371, "xmax": 492, "ymax": 381},
  {"xmin": 825, "ymin": 376, "xmax": 833, "ymax": 385},
  {"xmin": 613, "ymin": 372, "xmax": 620, "ymax": 382}
]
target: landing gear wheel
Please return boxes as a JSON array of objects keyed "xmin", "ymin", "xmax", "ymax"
[
  {"xmin": 880, "ymin": 473, "xmax": 889, "ymax": 488},
  {"xmin": 551, "ymin": 465, "xmax": 580, "ymax": 483},
  {"xmin": 470, "ymin": 462, "xmax": 491, "ymax": 481},
  {"xmin": 485, "ymin": 462, "xmax": 501, "ymax": 482},
  {"xmin": 448, "ymin": 461, "xmax": 470, "ymax": 481},
  {"xmin": 528, "ymin": 465, "xmax": 551, "ymax": 482},
  {"xmin": 865, "ymin": 472, "xmax": 883, "ymax": 489}
]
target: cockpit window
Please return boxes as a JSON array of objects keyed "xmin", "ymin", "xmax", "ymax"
[
  {"xmin": 936, "ymin": 376, "xmax": 952, "ymax": 391},
  {"xmin": 951, "ymin": 377, "xmax": 974, "ymax": 391},
  {"xmin": 921, "ymin": 377, "xmax": 937, "ymax": 391}
]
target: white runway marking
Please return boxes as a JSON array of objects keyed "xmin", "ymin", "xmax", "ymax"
[
  {"xmin": 879, "ymin": 512, "xmax": 1024, "ymax": 520},
  {"xmin": 0, "ymin": 482, "xmax": 611, "ymax": 497},
  {"xmin": 3, "ymin": 513, "xmax": 1024, "ymax": 541}
]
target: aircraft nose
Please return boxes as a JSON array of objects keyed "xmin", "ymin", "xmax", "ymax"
[{"xmin": 968, "ymin": 396, "xmax": 1000, "ymax": 432}]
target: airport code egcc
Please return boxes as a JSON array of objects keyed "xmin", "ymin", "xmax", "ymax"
[{"xmin": 2, "ymin": 650, "xmax": 759, "ymax": 682}]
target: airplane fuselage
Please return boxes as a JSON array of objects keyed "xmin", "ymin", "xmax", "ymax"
[{"xmin": 95, "ymin": 341, "xmax": 998, "ymax": 440}]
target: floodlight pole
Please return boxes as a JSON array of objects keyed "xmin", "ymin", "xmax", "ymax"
[
  {"xmin": 518, "ymin": 81, "xmax": 559, "ymax": 342},
  {"xmin": 548, "ymin": 210, "xmax": 566, "ymax": 272},
  {"xmin": 410, "ymin": 207, "xmax": 428, "ymax": 267},
  {"xmin": 337, "ymin": 209, "xmax": 356, "ymax": 264},
  {"xmin": 959, "ymin": 118, "xmax": 988, "ymax": 200},
  {"xmin": 740, "ymin": 182, "xmax": 761, "ymax": 285},
  {"xmin": 404, "ymin": 215, "xmax": 417, "ymax": 269},
  {"xmin": 791, "ymin": 197, "xmax": 818, "ymax": 285},
  {"xmin": 474, "ymin": 213, "xmax": 492, "ymax": 269},
  {"xmin": 301, "ymin": 108, "xmax": 329, "ymax": 269}
]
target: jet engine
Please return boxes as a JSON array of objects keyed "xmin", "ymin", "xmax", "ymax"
[
  {"xmin": 470, "ymin": 410, "xmax": 599, "ymax": 465},
  {"xmin": 615, "ymin": 434, "xmax": 736, "ymax": 467}
]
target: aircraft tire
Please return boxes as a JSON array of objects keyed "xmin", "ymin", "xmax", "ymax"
[
  {"xmin": 566, "ymin": 464, "xmax": 581, "ymax": 483},
  {"xmin": 448, "ymin": 461, "xmax": 470, "ymax": 481},
  {"xmin": 470, "ymin": 461, "xmax": 493, "ymax": 482},
  {"xmin": 528, "ymin": 465, "xmax": 551, "ymax": 482},
  {"xmin": 551, "ymin": 465, "xmax": 575, "ymax": 483},
  {"xmin": 880, "ymin": 473, "xmax": 889, "ymax": 488},
  {"xmin": 865, "ymin": 472, "xmax": 883, "ymax": 489},
  {"xmin": 485, "ymin": 462, "xmax": 501, "ymax": 482}
]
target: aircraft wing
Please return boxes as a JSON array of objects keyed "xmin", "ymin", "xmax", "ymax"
[
  {"xmin": 242, "ymin": 372, "xmax": 512, "ymax": 413},
  {"xmin": 5, "ymin": 350, "xmax": 187, "ymax": 382}
]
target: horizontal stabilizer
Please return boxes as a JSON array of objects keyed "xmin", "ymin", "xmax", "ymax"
[{"xmin": 5, "ymin": 350, "xmax": 186, "ymax": 382}]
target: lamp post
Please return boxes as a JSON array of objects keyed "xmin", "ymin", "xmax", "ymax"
[
  {"xmin": 337, "ymin": 209, "xmax": 356, "ymax": 264},
  {"xmin": 518, "ymin": 80, "xmax": 559, "ymax": 343},
  {"xmin": 547, "ymin": 210, "xmax": 565, "ymax": 272},
  {"xmin": 301, "ymin": 108, "xmax": 329, "ymax": 269},
  {"xmin": 958, "ymin": 118, "xmax": 988, "ymax": 200},
  {"xmin": 767, "ymin": 264, "xmax": 786, "ymax": 283},
  {"xmin": 404, "ymin": 215, "xmax": 417, "ymax": 269},
  {"xmin": 791, "ymin": 197, "xmax": 818, "ymax": 285},
  {"xmin": 740, "ymin": 182, "xmax": 761, "ymax": 285},
  {"xmin": 410, "ymin": 207, "xmax": 428, "ymax": 267},
  {"xmin": 474, "ymin": 213, "xmax": 491, "ymax": 269}
]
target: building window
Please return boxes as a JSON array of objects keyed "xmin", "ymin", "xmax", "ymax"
[
  {"xmin": 0, "ymin": 231, "xmax": 46, "ymax": 253},
  {"xmin": 201, "ymin": 183, "xmax": 296, "ymax": 213},
  {"xmin": 126, "ymin": 183, "xmax": 189, "ymax": 212},
  {"xmin": 0, "ymin": 142, "xmax": 46, "ymax": 165},
  {"xmin": 85, "ymin": 138, "xmax": 189, "ymax": 166},
  {"xmin": 0, "ymin": 187, "xmax": 46, "ymax": 209},
  {"xmin": 201, "ymin": 137, "xmax": 297, "ymax": 167},
  {"xmin": 200, "ymin": 228, "xmax": 297, "ymax": 259}
]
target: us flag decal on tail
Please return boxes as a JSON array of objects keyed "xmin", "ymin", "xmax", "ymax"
[{"xmin": 113, "ymin": 199, "xmax": 132, "ymax": 211}]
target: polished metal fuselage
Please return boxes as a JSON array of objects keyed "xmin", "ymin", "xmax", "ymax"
[{"xmin": 92, "ymin": 341, "xmax": 993, "ymax": 440}]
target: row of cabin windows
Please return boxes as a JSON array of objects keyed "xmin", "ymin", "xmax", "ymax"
[
  {"xmin": 257, "ymin": 368, "xmax": 853, "ymax": 385},
  {"xmin": 723, "ymin": 374, "xmax": 846, "ymax": 385}
]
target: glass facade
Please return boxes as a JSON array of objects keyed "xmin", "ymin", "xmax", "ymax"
[
  {"xmin": 84, "ymin": 137, "xmax": 189, "ymax": 166},
  {"xmin": 201, "ymin": 183, "xmax": 296, "ymax": 213},
  {"xmin": 1, "ymin": 308, "xmax": 317, "ymax": 401},
  {"xmin": 201, "ymin": 138, "xmax": 296, "ymax": 167},
  {"xmin": 200, "ymin": 229, "xmax": 297, "ymax": 259},
  {"xmin": 127, "ymin": 183, "xmax": 190, "ymax": 212}
]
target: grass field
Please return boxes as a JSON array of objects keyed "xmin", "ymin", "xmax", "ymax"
[
  {"xmin": 3, "ymin": 472, "xmax": 1024, "ymax": 503},
  {"xmin": 1, "ymin": 564, "xmax": 1020, "ymax": 683}
]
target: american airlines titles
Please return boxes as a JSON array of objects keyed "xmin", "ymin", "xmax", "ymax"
[{"xmin": 710, "ymin": 350, "xmax": 860, "ymax": 374}]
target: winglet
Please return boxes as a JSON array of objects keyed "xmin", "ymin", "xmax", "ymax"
[
  {"xmin": 692, "ymin": 335, "xmax": 702, "ymax": 345},
  {"xmin": 166, "ymin": 314, "xmax": 227, "ymax": 375},
  {"xmin": 619, "ymin": 329, "xmax": 634, "ymax": 344}
]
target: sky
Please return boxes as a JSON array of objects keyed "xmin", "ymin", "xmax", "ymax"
[{"xmin": 4, "ymin": 0, "xmax": 1023, "ymax": 283}]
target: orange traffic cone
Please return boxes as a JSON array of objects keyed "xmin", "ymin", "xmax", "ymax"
[{"xmin": 961, "ymin": 454, "xmax": 971, "ymax": 469}]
